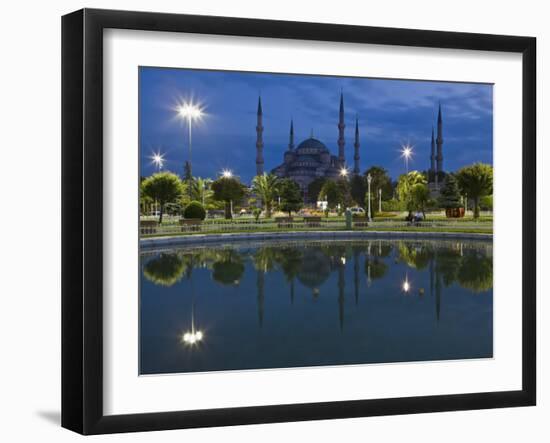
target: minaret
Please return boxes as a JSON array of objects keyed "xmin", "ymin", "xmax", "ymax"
[
  {"xmin": 436, "ymin": 103, "xmax": 444, "ymax": 175},
  {"xmin": 430, "ymin": 126, "xmax": 436, "ymax": 175},
  {"xmin": 337, "ymin": 91, "xmax": 345, "ymax": 166},
  {"xmin": 353, "ymin": 116, "xmax": 360, "ymax": 175},
  {"xmin": 288, "ymin": 119, "xmax": 294, "ymax": 151},
  {"xmin": 256, "ymin": 96, "xmax": 264, "ymax": 176}
]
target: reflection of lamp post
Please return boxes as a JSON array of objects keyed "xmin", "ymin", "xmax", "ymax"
[
  {"xmin": 402, "ymin": 274, "xmax": 411, "ymax": 294},
  {"xmin": 182, "ymin": 283, "xmax": 204, "ymax": 346},
  {"xmin": 367, "ymin": 173, "xmax": 372, "ymax": 221}
]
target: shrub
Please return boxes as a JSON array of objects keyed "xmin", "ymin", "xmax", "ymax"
[
  {"xmin": 381, "ymin": 198, "xmax": 405, "ymax": 212},
  {"xmin": 183, "ymin": 201, "xmax": 206, "ymax": 220}
]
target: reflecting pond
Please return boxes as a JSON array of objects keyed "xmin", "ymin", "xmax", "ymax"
[{"xmin": 140, "ymin": 239, "xmax": 493, "ymax": 375}]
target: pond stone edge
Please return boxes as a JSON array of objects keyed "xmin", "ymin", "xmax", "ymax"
[{"xmin": 140, "ymin": 231, "xmax": 493, "ymax": 250}]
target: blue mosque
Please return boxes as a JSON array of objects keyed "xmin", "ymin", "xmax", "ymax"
[
  {"xmin": 254, "ymin": 92, "xmax": 445, "ymax": 199},
  {"xmin": 254, "ymin": 93, "xmax": 361, "ymax": 200}
]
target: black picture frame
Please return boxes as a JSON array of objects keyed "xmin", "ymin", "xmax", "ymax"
[{"xmin": 62, "ymin": 8, "xmax": 536, "ymax": 435}]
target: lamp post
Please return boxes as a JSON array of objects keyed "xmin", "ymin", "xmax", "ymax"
[
  {"xmin": 150, "ymin": 151, "xmax": 164, "ymax": 217},
  {"xmin": 378, "ymin": 188, "xmax": 382, "ymax": 213},
  {"xmin": 367, "ymin": 173, "xmax": 372, "ymax": 221},
  {"xmin": 401, "ymin": 144, "xmax": 413, "ymax": 173},
  {"xmin": 177, "ymin": 101, "xmax": 203, "ymax": 190}
]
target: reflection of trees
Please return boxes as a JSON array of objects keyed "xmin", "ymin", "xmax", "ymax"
[
  {"xmin": 371, "ymin": 241, "xmax": 393, "ymax": 258},
  {"xmin": 398, "ymin": 242, "xmax": 433, "ymax": 270},
  {"xmin": 435, "ymin": 248, "xmax": 462, "ymax": 287},
  {"xmin": 365, "ymin": 257, "xmax": 388, "ymax": 281},
  {"xmin": 143, "ymin": 253, "xmax": 187, "ymax": 287},
  {"xmin": 297, "ymin": 249, "xmax": 331, "ymax": 296},
  {"xmin": 211, "ymin": 250, "xmax": 245, "ymax": 286},
  {"xmin": 273, "ymin": 247, "xmax": 303, "ymax": 304},
  {"xmin": 457, "ymin": 250, "xmax": 493, "ymax": 293}
]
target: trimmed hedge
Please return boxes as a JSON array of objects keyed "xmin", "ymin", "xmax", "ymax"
[{"xmin": 183, "ymin": 201, "xmax": 206, "ymax": 220}]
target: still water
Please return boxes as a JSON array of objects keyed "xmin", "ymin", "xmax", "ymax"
[{"xmin": 140, "ymin": 238, "xmax": 493, "ymax": 375}]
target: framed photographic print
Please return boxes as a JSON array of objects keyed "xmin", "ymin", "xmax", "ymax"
[{"xmin": 62, "ymin": 8, "xmax": 536, "ymax": 435}]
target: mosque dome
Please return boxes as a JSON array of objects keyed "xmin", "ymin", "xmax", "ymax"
[{"xmin": 295, "ymin": 137, "xmax": 330, "ymax": 154}]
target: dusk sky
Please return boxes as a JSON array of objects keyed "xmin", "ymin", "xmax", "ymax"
[{"xmin": 139, "ymin": 67, "xmax": 493, "ymax": 184}]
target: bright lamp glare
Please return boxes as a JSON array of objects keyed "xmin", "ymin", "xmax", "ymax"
[
  {"xmin": 221, "ymin": 169, "xmax": 233, "ymax": 178},
  {"xmin": 401, "ymin": 145, "xmax": 413, "ymax": 159},
  {"xmin": 182, "ymin": 330, "xmax": 204, "ymax": 345},
  {"xmin": 177, "ymin": 102, "xmax": 203, "ymax": 120},
  {"xmin": 339, "ymin": 167, "xmax": 349, "ymax": 177},
  {"xmin": 150, "ymin": 151, "xmax": 165, "ymax": 169}
]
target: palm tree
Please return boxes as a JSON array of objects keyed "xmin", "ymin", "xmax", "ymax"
[
  {"xmin": 252, "ymin": 173, "xmax": 280, "ymax": 218},
  {"xmin": 192, "ymin": 177, "xmax": 213, "ymax": 206}
]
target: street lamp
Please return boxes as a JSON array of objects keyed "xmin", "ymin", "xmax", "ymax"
[
  {"xmin": 150, "ymin": 150, "xmax": 165, "ymax": 172},
  {"xmin": 221, "ymin": 169, "xmax": 233, "ymax": 178},
  {"xmin": 177, "ymin": 101, "xmax": 204, "ymax": 178},
  {"xmin": 339, "ymin": 167, "xmax": 349, "ymax": 178},
  {"xmin": 400, "ymin": 144, "xmax": 413, "ymax": 173},
  {"xmin": 367, "ymin": 173, "xmax": 372, "ymax": 221},
  {"xmin": 378, "ymin": 188, "xmax": 382, "ymax": 213}
]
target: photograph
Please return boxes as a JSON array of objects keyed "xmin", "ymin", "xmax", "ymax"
[{"xmin": 138, "ymin": 67, "xmax": 494, "ymax": 375}]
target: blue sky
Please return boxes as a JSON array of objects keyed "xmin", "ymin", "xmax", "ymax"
[{"xmin": 139, "ymin": 67, "xmax": 492, "ymax": 183}]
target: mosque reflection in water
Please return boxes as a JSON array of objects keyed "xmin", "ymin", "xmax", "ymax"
[{"xmin": 139, "ymin": 239, "xmax": 493, "ymax": 375}]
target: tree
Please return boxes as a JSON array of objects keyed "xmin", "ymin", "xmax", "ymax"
[
  {"xmin": 183, "ymin": 161, "xmax": 194, "ymax": 197},
  {"xmin": 252, "ymin": 173, "xmax": 280, "ymax": 218},
  {"xmin": 456, "ymin": 163, "xmax": 493, "ymax": 219},
  {"xmin": 438, "ymin": 174, "xmax": 462, "ymax": 209},
  {"xmin": 411, "ymin": 183, "xmax": 430, "ymax": 218},
  {"xmin": 211, "ymin": 176, "xmax": 247, "ymax": 219},
  {"xmin": 349, "ymin": 175, "xmax": 366, "ymax": 208},
  {"xmin": 279, "ymin": 179, "xmax": 303, "ymax": 216},
  {"xmin": 336, "ymin": 179, "xmax": 353, "ymax": 212},
  {"xmin": 141, "ymin": 172, "xmax": 184, "ymax": 223},
  {"xmin": 364, "ymin": 166, "xmax": 393, "ymax": 201},
  {"xmin": 396, "ymin": 171, "xmax": 427, "ymax": 215},
  {"xmin": 319, "ymin": 180, "xmax": 343, "ymax": 213},
  {"xmin": 307, "ymin": 177, "xmax": 327, "ymax": 203}
]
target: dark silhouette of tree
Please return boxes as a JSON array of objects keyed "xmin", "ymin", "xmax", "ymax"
[
  {"xmin": 307, "ymin": 177, "xmax": 327, "ymax": 203},
  {"xmin": 456, "ymin": 163, "xmax": 493, "ymax": 218},
  {"xmin": 439, "ymin": 173, "xmax": 463, "ymax": 209},
  {"xmin": 211, "ymin": 176, "xmax": 247, "ymax": 219},
  {"xmin": 279, "ymin": 179, "xmax": 303, "ymax": 216},
  {"xmin": 141, "ymin": 172, "xmax": 184, "ymax": 223}
]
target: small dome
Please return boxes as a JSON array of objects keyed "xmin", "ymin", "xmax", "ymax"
[{"xmin": 296, "ymin": 137, "xmax": 330, "ymax": 153}]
